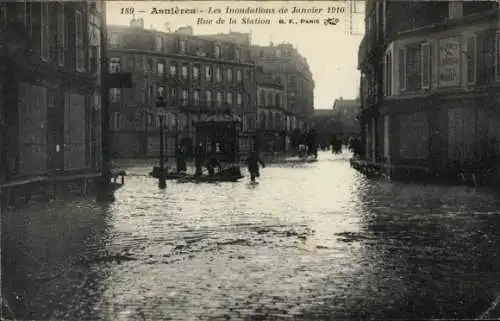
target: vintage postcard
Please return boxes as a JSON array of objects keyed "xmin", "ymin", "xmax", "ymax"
[{"xmin": 2, "ymin": 0, "xmax": 500, "ymax": 320}]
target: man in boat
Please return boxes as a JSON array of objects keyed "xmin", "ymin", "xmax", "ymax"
[
  {"xmin": 245, "ymin": 150, "xmax": 266, "ymax": 182},
  {"xmin": 205, "ymin": 157, "xmax": 223, "ymax": 176}
]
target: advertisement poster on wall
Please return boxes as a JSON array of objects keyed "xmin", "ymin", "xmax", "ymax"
[{"xmin": 438, "ymin": 37, "xmax": 461, "ymax": 87}]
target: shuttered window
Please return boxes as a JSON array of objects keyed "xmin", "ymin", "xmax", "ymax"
[
  {"xmin": 406, "ymin": 43, "xmax": 422, "ymax": 91},
  {"xmin": 41, "ymin": 2, "xmax": 50, "ymax": 61},
  {"xmin": 477, "ymin": 29, "xmax": 495, "ymax": 85},
  {"xmin": 75, "ymin": 10, "xmax": 84, "ymax": 71},
  {"xmin": 467, "ymin": 36, "xmax": 476, "ymax": 85},
  {"xmin": 384, "ymin": 50, "xmax": 392, "ymax": 96},
  {"xmin": 421, "ymin": 42, "xmax": 431, "ymax": 89},
  {"xmin": 496, "ymin": 30, "xmax": 500, "ymax": 82},
  {"xmin": 57, "ymin": 3, "xmax": 64, "ymax": 66},
  {"xmin": 398, "ymin": 48, "xmax": 407, "ymax": 91}
]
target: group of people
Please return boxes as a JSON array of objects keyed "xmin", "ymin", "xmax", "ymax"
[
  {"xmin": 294, "ymin": 129, "xmax": 319, "ymax": 159},
  {"xmin": 175, "ymin": 145, "xmax": 266, "ymax": 183},
  {"xmin": 329, "ymin": 135, "xmax": 362, "ymax": 156}
]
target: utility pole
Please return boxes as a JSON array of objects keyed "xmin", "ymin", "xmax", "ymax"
[
  {"xmin": 156, "ymin": 96, "xmax": 167, "ymax": 189},
  {"xmin": 144, "ymin": 69, "xmax": 150, "ymax": 158},
  {"xmin": 98, "ymin": 0, "xmax": 115, "ymax": 202},
  {"xmin": 175, "ymin": 112, "xmax": 179, "ymax": 151}
]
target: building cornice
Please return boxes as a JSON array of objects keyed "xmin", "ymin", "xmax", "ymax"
[
  {"xmin": 107, "ymin": 48, "xmax": 257, "ymax": 67},
  {"xmin": 394, "ymin": 9, "xmax": 498, "ymax": 41},
  {"xmin": 107, "ymin": 25, "xmax": 249, "ymax": 48}
]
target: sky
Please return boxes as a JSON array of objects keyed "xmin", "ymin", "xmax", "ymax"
[{"xmin": 106, "ymin": 1, "xmax": 365, "ymax": 110}]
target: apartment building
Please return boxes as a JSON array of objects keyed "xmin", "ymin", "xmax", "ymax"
[
  {"xmin": 256, "ymin": 72, "xmax": 289, "ymax": 152},
  {"xmin": 250, "ymin": 42, "xmax": 315, "ymax": 132},
  {"xmin": 358, "ymin": 0, "xmax": 499, "ymax": 173},
  {"xmin": 107, "ymin": 19, "xmax": 257, "ymax": 158},
  {"xmin": 0, "ymin": 1, "xmax": 104, "ymax": 204}
]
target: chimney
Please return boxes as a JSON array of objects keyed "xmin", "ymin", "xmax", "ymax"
[
  {"xmin": 175, "ymin": 26, "xmax": 193, "ymax": 35},
  {"xmin": 130, "ymin": 17, "xmax": 144, "ymax": 29}
]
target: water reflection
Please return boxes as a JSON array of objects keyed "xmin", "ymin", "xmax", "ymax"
[
  {"xmin": 2, "ymin": 199, "xmax": 113, "ymax": 320},
  {"xmin": 305, "ymin": 181, "xmax": 500, "ymax": 319},
  {"xmin": 4, "ymin": 152, "xmax": 500, "ymax": 320}
]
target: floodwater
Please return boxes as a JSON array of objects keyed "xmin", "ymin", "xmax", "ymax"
[{"xmin": 4, "ymin": 151, "xmax": 500, "ymax": 320}]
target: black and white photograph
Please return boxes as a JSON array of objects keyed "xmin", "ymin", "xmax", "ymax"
[{"xmin": 3, "ymin": 0, "xmax": 500, "ymax": 320}]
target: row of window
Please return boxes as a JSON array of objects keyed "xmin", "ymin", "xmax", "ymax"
[
  {"xmin": 0, "ymin": 2, "xmax": 93, "ymax": 72},
  {"xmin": 155, "ymin": 36, "xmax": 241, "ymax": 60},
  {"xmin": 109, "ymin": 32, "xmax": 242, "ymax": 61},
  {"xmin": 258, "ymin": 112, "xmax": 287, "ymax": 130},
  {"xmin": 382, "ymin": 30, "xmax": 500, "ymax": 97},
  {"xmin": 110, "ymin": 87, "xmax": 244, "ymax": 107},
  {"xmin": 111, "ymin": 111, "xmax": 294, "ymax": 132},
  {"xmin": 109, "ymin": 57, "xmax": 246, "ymax": 83},
  {"xmin": 258, "ymin": 91, "xmax": 283, "ymax": 108},
  {"xmin": 112, "ymin": 111, "xmax": 177, "ymax": 130},
  {"xmin": 257, "ymin": 48, "xmax": 295, "ymax": 58}
]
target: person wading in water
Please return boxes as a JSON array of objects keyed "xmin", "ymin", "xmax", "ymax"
[
  {"xmin": 194, "ymin": 144, "xmax": 204, "ymax": 176},
  {"xmin": 176, "ymin": 146, "xmax": 187, "ymax": 173},
  {"xmin": 245, "ymin": 150, "xmax": 266, "ymax": 183}
]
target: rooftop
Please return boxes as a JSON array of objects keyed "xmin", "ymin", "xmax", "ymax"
[
  {"xmin": 332, "ymin": 98, "xmax": 361, "ymax": 111},
  {"xmin": 313, "ymin": 109, "xmax": 336, "ymax": 118}
]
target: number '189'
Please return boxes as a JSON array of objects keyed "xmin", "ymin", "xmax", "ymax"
[{"xmin": 121, "ymin": 7, "xmax": 135, "ymax": 14}]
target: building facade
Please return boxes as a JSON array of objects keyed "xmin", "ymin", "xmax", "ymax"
[
  {"xmin": 0, "ymin": 1, "xmax": 104, "ymax": 204},
  {"xmin": 107, "ymin": 20, "xmax": 257, "ymax": 159},
  {"xmin": 332, "ymin": 97, "xmax": 361, "ymax": 136},
  {"xmin": 311, "ymin": 109, "xmax": 341, "ymax": 147},
  {"xmin": 250, "ymin": 43, "xmax": 314, "ymax": 132},
  {"xmin": 256, "ymin": 72, "xmax": 289, "ymax": 152},
  {"xmin": 358, "ymin": 0, "xmax": 499, "ymax": 173}
]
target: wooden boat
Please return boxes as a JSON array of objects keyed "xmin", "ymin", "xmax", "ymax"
[
  {"xmin": 177, "ymin": 174, "xmax": 244, "ymax": 183},
  {"xmin": 164, "ymin": 172, "xmax": 188, "ymax": 180},
  {"xmin": 149, "ymin": 167, "xmax": 188, "ymax": 180},
  {"xmin": 178, "ymin": 165, "xmax": 243, "ymax": 183}
]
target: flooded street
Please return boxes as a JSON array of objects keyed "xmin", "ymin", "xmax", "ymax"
[{"xmin": 4, "ymin": 151, "xmax": 500, "ymax": 320}]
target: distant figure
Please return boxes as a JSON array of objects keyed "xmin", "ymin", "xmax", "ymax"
[
  {"xmin": 306, "ymin": 129, "xmax": 318, "ymax": 159},
  {"xmin": 349, "ymin": 136, "xmax": 362, "ymax": 157},
  {"xmin": 205, "ymin": 157, "xmax": 222, "ymax": 176},
  {"xmin": 245, "ymin": 150, "xmax": 266, "ymax": 182},
  {"xmin": 331, "ymin": 135, "xmax": 342, "ymax": 154},
  {"xmin": 176, "ymin": 146, "xmax": 187, "ymax": 173}
]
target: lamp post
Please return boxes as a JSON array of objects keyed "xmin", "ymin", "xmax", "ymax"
[
  {"xmin": 156, "ymin": 96, "xmax": 167, "ymax": 189},
  {"xmin": 144, "ymin": 71, "xmax": 151, "ymax": 158}
]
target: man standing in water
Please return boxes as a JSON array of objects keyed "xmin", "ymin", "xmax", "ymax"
[
  {"xmin": 176, "ymin": 146, "xmax": 187, "ymax": 173},
  {"xmin": 245, "ymin": 149, "xmax": 266, "ymax": 183},
  {"xmin": 194, "ymin": 143, "xmax": 204, "ymax": 176}
]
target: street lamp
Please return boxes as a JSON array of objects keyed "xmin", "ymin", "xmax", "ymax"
[{"xmin": 156, "ymin": 95, "xmax": 167, "ymax": 189}]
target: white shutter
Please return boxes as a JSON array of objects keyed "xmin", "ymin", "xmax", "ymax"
[
  {"xmin": 421, "ymin": 42, "xmax": 430, "ymax": 89},
  {"xmin": 467, "ymin": 36, "xmax": 476, "ymax": 85},
  {"xmin": 399, "ymin": 48, "xmax": 407, "ymax": 91},
  {"xmin": 496, "ymin": 30, "xmax": 500, "ymax": 81},
  {"xmin": 383, "ymin": 53, "xmax": 388, "ymax": 96}
]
